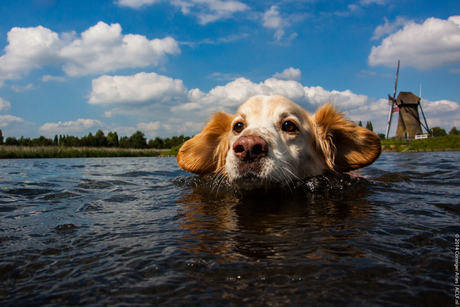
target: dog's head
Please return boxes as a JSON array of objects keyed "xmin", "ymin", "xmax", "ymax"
[{"xmin": 177, "ymin": 95, "xmax": 381, "ymax": 189}]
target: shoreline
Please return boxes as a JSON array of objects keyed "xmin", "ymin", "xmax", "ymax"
[
  {"xmin": 381, "ymin": 147, "xmax": 460, "ymax": 153},
  {"xmin": 1, "ymin": 145, "xmax": 459, "ymax": 159},
  {"xmin": 0, "ymin": 146, "xmax": 173, "ymax": 159}
]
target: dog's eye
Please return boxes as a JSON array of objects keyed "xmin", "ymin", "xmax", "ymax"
[
  {"xmin": 282, "ymin": 121, "xmax": 298, "ymax": 133},
  {"xmin": 233, "ymin": 122, "xmax": 244, "ymax": 133}
]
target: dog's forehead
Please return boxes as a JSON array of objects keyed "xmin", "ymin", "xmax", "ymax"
[{"xmin": 237, "ymin": 95, "xmax": 306, "ymax": 120}]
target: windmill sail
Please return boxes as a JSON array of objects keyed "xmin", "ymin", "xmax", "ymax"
[{"xmin": 385, "ymin": 60, "xmax": 400, "ymax": 139}]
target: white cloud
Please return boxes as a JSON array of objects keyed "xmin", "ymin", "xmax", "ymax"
[
  {"xmin": 88, "ymin": 72, "xmax": 188, "ymax": 105},
  {"xmin": 86, "ymin": 71, "xmax": 460, "ymax": 136},
  {"xmin": 118, "ymin": 0, "xmax": 249, "ymax": 24},
  {"xmin": 261, "ymin": 6, "xmax": 306, "ymax": 43},
  {"xmin": 0, "ymin": 98, "xmax": 11, "ymax": 113},
  {"xmin": 39, "ymin": 118, "xmax": 106, "ymax": 135},
  {"xmin": 41, "ymin": 75, "xmax": 66, "ymax": 82},
  {"xmin": 359, "ymin": 0, "xmax": 388, "ymax": 5},
  {"xmin": 10, "ymin": 83, "xmax": 38, "ymax": 92},
  {"xmin": 0, "ymin": 22, "xmax": 180, "ymax": 84},
  {"xmin": 59, "ymin": 22, "xmax": 180, "ymax": 76},
  {"xmin": 182, "ymin": 77, "xmax": 371, "ymax": 113},
  {"xmin": 421, "ymin": 99, "xmax": 459, "ymax": 114},
  {"xmin": 0, "ymin": 115, "xmax": 34, "ymax": 137},
  {"xmin": 192, "ymin": 0, "xmax": 249, "ymax": 24},
  {"xmin": 371, "ymin": 17, "xmax": 411, "ymax": 40},
  {"xmin": 262, "ymin": 6, "xmax": 290, "ymax": 42},
  {"xmin": 0, "ymin": 26, "xmax": 60, "ymax": 85},
  {"xmin": 369, "ymin": 16, "xmax": 460, "ymax": 69},
  {"xmin": 0, "ymin": 115, "xmax": 26, "ymax": 127},
  {"xmin": 273, "ymin": 67, "xmax": 301, "ymax": 80},
  {"xmin": 115, "ymin": 0, "xmax": 160, "ymax": 9},
  {"xmin": 137, "ymin": 121, "xmax": 162, "ymax": 132}
]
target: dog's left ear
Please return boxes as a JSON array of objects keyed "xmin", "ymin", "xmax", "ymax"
[
  {"xmin": 313, "ymin": 103, "xmax": 381, "ymax": 173},
  {"xmin": 177, "ymin": 112, "xmax": 235, "ymax": 175}
]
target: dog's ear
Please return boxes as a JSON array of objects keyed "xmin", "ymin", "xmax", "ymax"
[
  {"xmin": 177, "ymin": 112, "xmax": 235, "ymax": 175},
  {"xmin": 313, "ymin": 103, "xmax": 381, "ymax": 173}
]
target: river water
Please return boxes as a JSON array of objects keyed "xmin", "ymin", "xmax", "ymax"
[{"xmin": 0, "ymin": 152, "xmax": 459, "ymax": 306}]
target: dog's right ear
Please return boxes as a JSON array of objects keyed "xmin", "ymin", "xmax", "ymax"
[
  {"xmin": 313, "ymin": 103, "xmax": 381, "ymax": 173},
  {"xmin": 177, "ymin": 112, "xmax": 235, "ymax": 175}
]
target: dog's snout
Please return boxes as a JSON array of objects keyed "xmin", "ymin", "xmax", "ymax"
[{"xmin": 233, "ymin": 135, "xmax": 268, "ymax": 162}]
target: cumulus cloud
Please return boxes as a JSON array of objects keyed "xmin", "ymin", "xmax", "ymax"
[
  {"xmin": 173, "ymin": 76, "xmax": 372, "ymax": 114},
  {"xmin": 0, "ymin": 22, "xmax": 180, "ymax": 84},
  {"xmin": 273, "ymin": 67, "xmax": 301, "ymax": 80},
  {"xmin": 88, "ymin": 72, "xmax": 188, "ymax": 105},
  {"xmin": 0, "ymin": 98, "xmax": 12, "ymax": 112},
  {"xmin": 59, "ymin": 22, "xmax": 180, "ymax": 76},
  {"xmin": 421, "ymin": 99, "xmax": 459, "ymax": 114},
  {"xmin": 369, "ymin": 16, "xmax": 460, "ymax": 69},
  {"xmin": 86, "ymin": 69, "xmax": 459, "ymax": 136},
  {"xmin": 39, "ymin": 118, "xmax": 106, "ymax": 135},
  {"xmin": 0, "ymin": 26, "xmax": 60, "ymax": 85}
]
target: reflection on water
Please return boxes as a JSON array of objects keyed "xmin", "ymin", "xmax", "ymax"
[{"xmin": 0, "ymin": 153, "xmax": 459, "ymax": 306}]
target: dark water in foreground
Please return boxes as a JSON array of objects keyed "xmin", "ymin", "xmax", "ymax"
[{"xmin": 0, "ymin": 152, "xmax": 459, "ymax": 306}]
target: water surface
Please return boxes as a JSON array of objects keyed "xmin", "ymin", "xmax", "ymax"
[{"xmin": 1, "ymin": 153, "xmax": 458, "ymax": 306}]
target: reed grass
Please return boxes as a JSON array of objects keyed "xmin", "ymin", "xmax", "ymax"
[
  {"xmin": 0, "ymin": 146, "xmax": 167, "ymax": 159},
  {"xmin": 381, "ymin": 135, "xmax": 460, "ymax": 152}
]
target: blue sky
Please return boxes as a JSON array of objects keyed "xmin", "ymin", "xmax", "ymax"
[{"xmin": 0, "ymin": 0, "xmax": 459, "ymax": 139}]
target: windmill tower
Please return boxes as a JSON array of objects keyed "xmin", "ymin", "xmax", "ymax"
[{"xmin": 385, "ymin": 61, "xmax": 430, "ymax": 139}]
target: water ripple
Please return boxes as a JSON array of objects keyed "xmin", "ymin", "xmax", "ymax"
[{"xmin": 0, "ymin": 153, "xmax": 458, "ymax": 306}]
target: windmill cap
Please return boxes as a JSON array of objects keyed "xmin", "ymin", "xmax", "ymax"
[{"xmin": 396, "ymin": 92, "xmax": 420, "ymax": 106}]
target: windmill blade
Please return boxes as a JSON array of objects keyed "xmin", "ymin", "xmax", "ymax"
[
  {"xmin": 385, "ymin": 60, "xmax": 400, "ymax": 139},
  {"xmin": 393, "ymin": 60, "xmax": 400, "ymax": 99},
  {"xmin": 385, "ymin": 95, "xmax": 395, "ymax": 139}
]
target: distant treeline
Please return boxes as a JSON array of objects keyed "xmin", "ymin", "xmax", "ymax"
[{"xmin": 0, "ymin": 129, "xmax": 191, "ymax": 149}]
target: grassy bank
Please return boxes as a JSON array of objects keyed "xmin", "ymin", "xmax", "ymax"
[
  {"xmin": 0, "ymin": 146, "xmax": 171, "ymax": 159},
  {"xmin": 381, "ymin": 135, "xmax": 460, "ymax": 152}
]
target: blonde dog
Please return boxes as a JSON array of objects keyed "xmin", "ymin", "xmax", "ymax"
[{"xmin": 177, "ymin": 95, "xmax": 381, "ymax": 189}]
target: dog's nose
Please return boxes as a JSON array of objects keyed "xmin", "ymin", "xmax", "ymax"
[{"xmin": 233, "ymin": 135, "xmax": 268, "ymax": 162}]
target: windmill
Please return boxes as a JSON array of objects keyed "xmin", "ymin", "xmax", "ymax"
[{"xmin": 385, "ymin": 61, "xmax": 431, "ymax": 139}]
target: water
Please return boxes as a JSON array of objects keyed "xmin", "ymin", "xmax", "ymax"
[{"xmin": 0, "ymin": 152, "xmax": 458, "ymax": 306}]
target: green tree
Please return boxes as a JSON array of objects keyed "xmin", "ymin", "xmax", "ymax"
[
  {"xmin": 30, "ymin": 136, "xmax": 53, "ymax": 146},
  {"xmin": 449, "ymin": 126, "xmax": 459, "ymax": 135},
  {"xmin": 358, "ymin": 121, "xmax": 363, "ymax": 127},
  {"xmin": 148, "ymin": 137, "xmax": 164, "ymax": 149},
  {"xmin": 163, "ymin": 137, "xmax": 172, "ymax": 149},
  {"xmin": 129, "ymin": 130, "xmax": 147, "ymax": 148},
  {"xmin": 81, "ymin": 132, "xmax": 95, "ymax": 147},
  {"xmin": 54, "ymin": 135, "xmax": 59, "ymax": 146},
  {"xmin": 366, "ymin": 121, "xmax": 374, "ymax": 132},
  {"xmin": 107, "ymin": 131, "xmax": 119, "ymax": 147},
  {"xmin": 94, "ymin": 130, "xmax": 107, "ymax": 147},
  {"xmin": 378, "ymin": 133, "xmax": 385, "ymax": 140},
  {"xmin": 67, "ymin": 135, "xmax": 81, "ymax": 147},
  {"xmin": 0, "ymin": 129, "xmax": 3, "ymax": 144},
  {"xmin": 119, "ymin": 136, "xmax": 131, "ymax": 148},
  {"xmin": 19, "ymin": 136, "xmax": 31, "ymax": 146},
  {"xmin": 5, "ymin": 137, "xmax": 19, "ymax": 146},
  {"xmin": 431, "ymin": 127, "xmax": 447, "ymax": 137}
]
